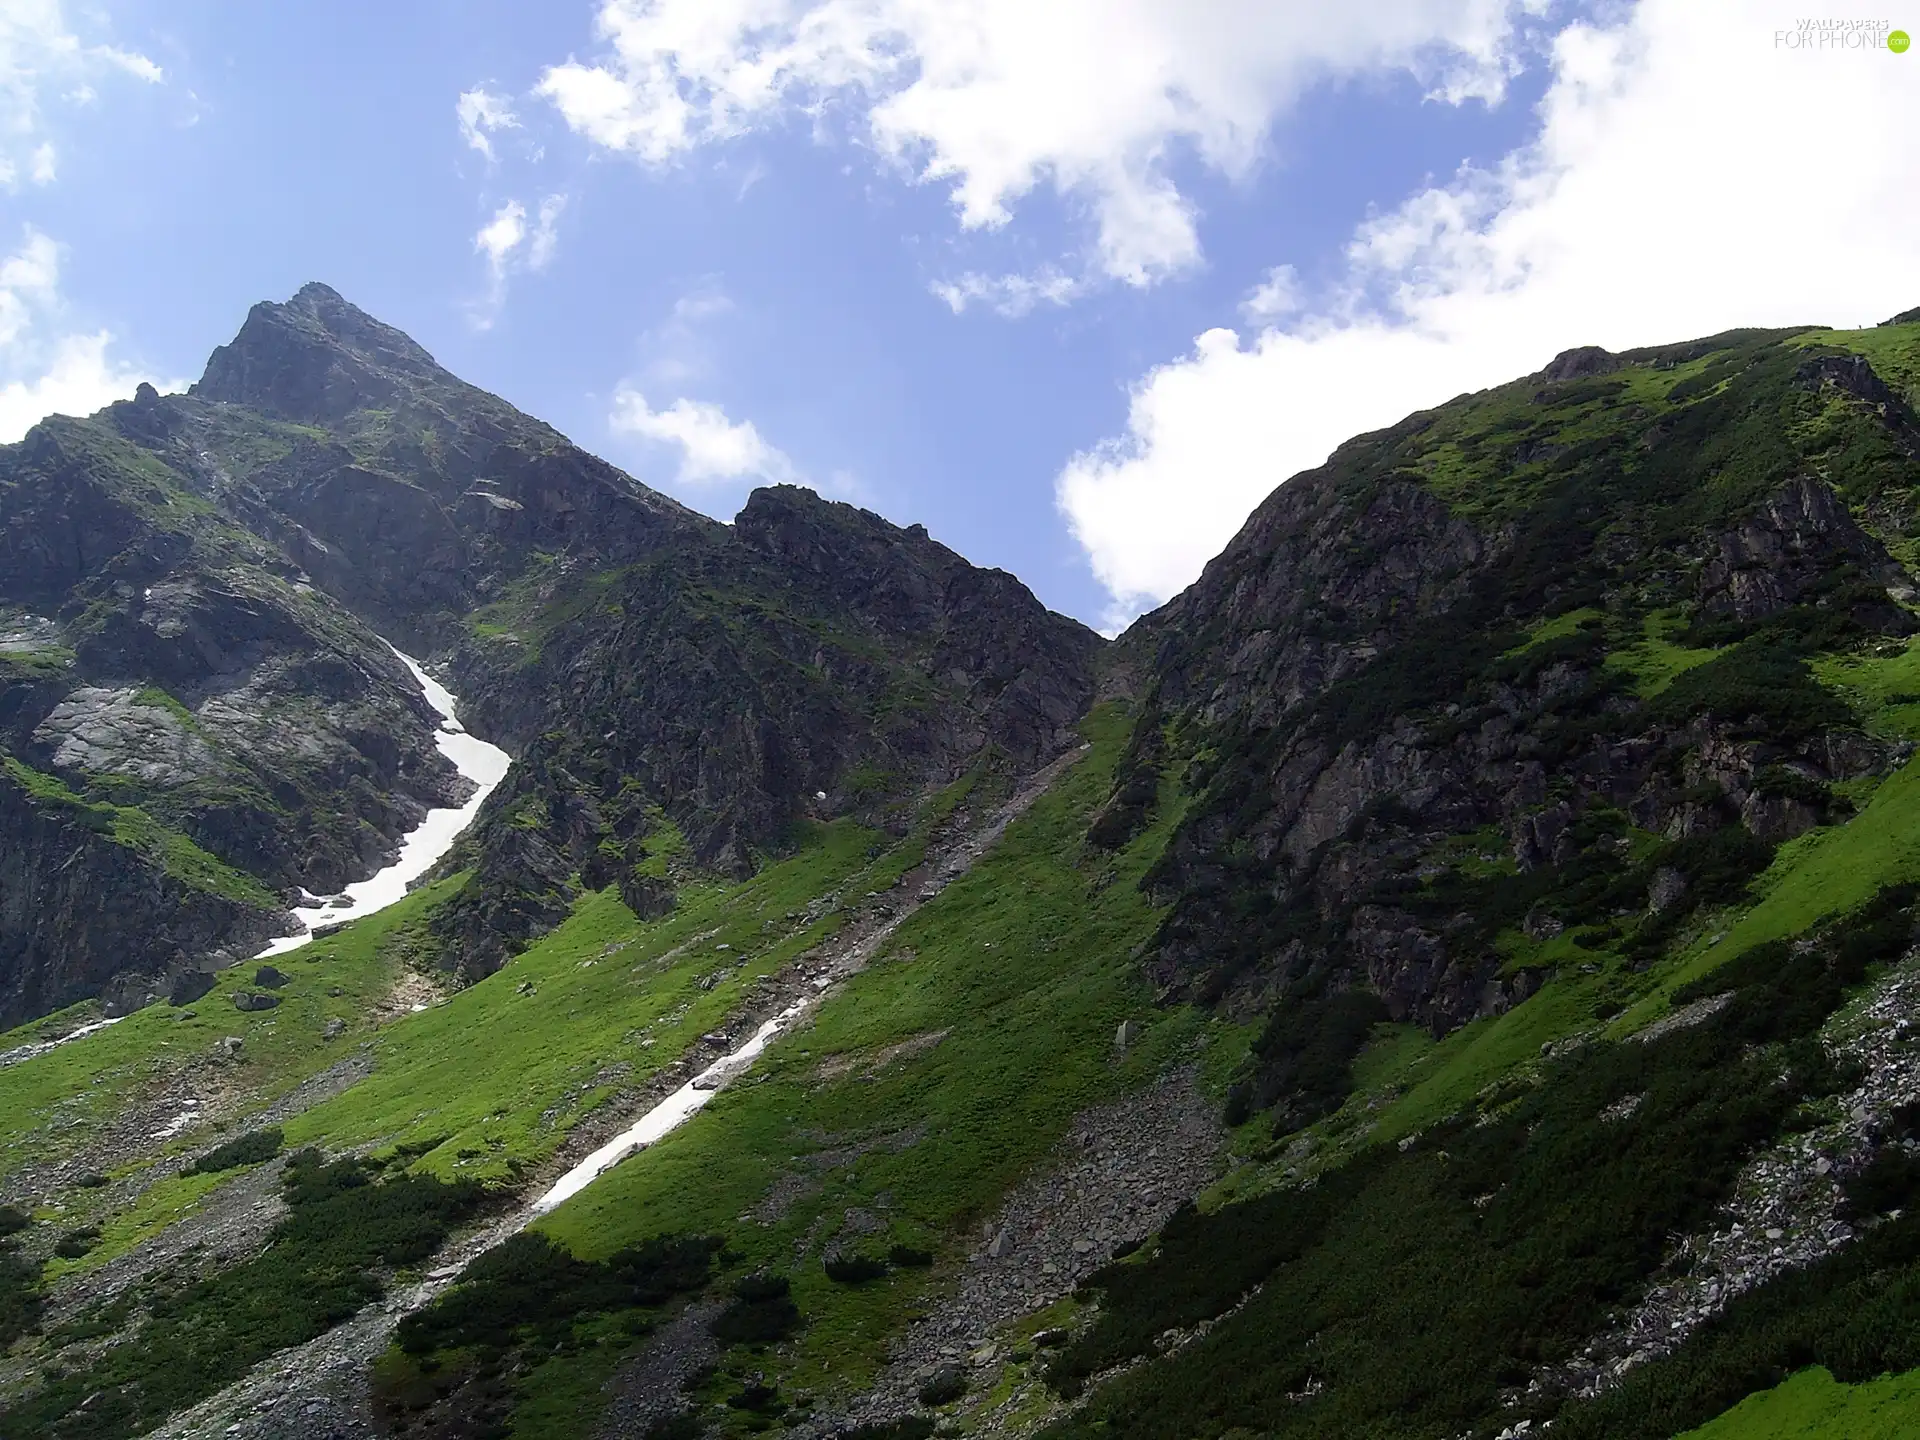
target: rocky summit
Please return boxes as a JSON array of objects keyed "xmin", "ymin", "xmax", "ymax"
[{"xmin": 5, "ymin": 297, "xmax": 1920, "ymax": 1440}]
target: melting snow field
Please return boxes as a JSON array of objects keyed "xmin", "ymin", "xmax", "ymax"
[
  {"xmin": 0, "ymin": 1014, "xmax": 125, "ymax": 1068},
  {"xmin": 256, "ymin": 649, "xmax": 511, "ymax": 958},
  {"xmin": 531, "ymin": 998, "xmax": 813, "ymax": 1214}
]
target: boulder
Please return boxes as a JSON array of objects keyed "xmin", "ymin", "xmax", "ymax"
[
  {"xmin": 1647, "ymin": 867, "xmax": 1689, "ymax": 914},
  {"xmin": 168, "ymin": 970, "xmax": 216, "ymax": 1007},
  {"xmin": 1538, "ymin": 345, "xmax": 1619, "ymax": 382}
]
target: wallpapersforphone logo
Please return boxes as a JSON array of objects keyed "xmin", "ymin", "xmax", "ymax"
[{"xmin": 1775, "ymin": 18, "xmax": 1910, "ymax": 49}]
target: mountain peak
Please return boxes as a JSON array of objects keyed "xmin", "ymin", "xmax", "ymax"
[
  {"xmin": 290, "ymin": 280, "xmax": 347, "ymax": 306},
  {"xmin": 190, "ymin": 283, "xmax": 452, "ymax": 426}
]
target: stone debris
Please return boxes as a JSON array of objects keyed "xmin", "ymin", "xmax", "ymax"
[
  {"xmin": 1539, "ymin": 957, "xmax": 1920, "ymax": 1406},
  {"xmin": 795, "ymin": 1064, "xmax": 1224, "ymax": 1437}
]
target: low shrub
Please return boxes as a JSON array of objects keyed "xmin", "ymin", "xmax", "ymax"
[
  {"xmin": 1041, "ymin": 892, "xmax": 1909, "ymax": 1434},
  {"xmin": 1650, "ymin": 640, "xmax": 1851, "ymax": 741},
  {"xmin": 0, "ymin": 1153, "xmax": 484, "ymax": 1440},
  {"xmin": 823, "ymin": 1252, "xmax": 889, "ymax": 1284},
  {"xmin": 1839, "ymin": 1150, "xmax": 1920, "ymax": 1223},
  {"xmin": 711, "ymin": 1272, "xmax": 801, "ymax": 1345},
  {"xmin": 1247, "ymin": 986, "xmax": 1390, "ymax": 1134},
  {"xmin": 187, "ymin": 1127, "xmax": 283, "ymax": 1175},
  {"xmin": 727, "ymin": 1382, "xmax": 784, "ymax": 1414},
  {"xmin": 0, "ymin": 1241, "xmax": 41, "ymax": 1346},
  {"xmin": 838, "ymin": 1421, "xmax": 935, "ymax": 1440},
  {"xmin": 396, "ymin": 1230, "xmax": 717, "ymax": 1357}
]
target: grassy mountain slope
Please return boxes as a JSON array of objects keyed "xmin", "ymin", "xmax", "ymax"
[
  {"xmin": 0, "ymin": 702, "xmax": 1208, "ymax": 1439},
  {"xmin": 11, "ymin": 309, "xmax": 1920, "ymax": 1440},
  {"xmin": 1676, "ymin": 1366, "xmax": 1920, "ymax": 1440}
]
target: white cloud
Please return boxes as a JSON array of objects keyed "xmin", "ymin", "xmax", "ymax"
[
  {"xmin": 468, "ymin": 194, "xmax": 569, "ymax": 326},
  {"xmin": 0, "ymin": 332, "xmax": 153, "ymax": 443},
  {"xmin": 931, "ymin": 268, "xmax": 1084, "ymax": 317},
  {"xmin": 456, "ymin": 85, "xmax": 519, "ymax": 160},
  {"xmin": 0, "ymin": 228, "xmax": 176, "ymax": 443},
  {"xmin": 609, "ymin": 387, "xmax": 796, "ymax": 486},
  {"xmin": 629, "ymin": 283, "xmax": 736, "ymax": 387},
  {"xmin": 1059, "ymin": 0, "xmax": 1920, "ymax": 629},
  {"xmin": 0, "ymin": 229, "xmax": 60, "ymax": 346},
  {"xmin": 1241, "ymin": 264, "xmax": 1301, "ymax": 322},
  {"xmin": 538, "ymin": 0, "xmax": 1532, "ymax": 287},
  {"xmin": 529, "ymin": 194, "xmax": 567, "ymax": 270},
  {"xmin": 474, "ymin": 199, "xmax": 528, "ymax": 278},
  {"xmin": 0, "ymin": 0, "xmax": 162, "ymax": 188}
]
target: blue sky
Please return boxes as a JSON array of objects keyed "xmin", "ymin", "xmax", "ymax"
[{"xmin": 3, "ymin": 2, "xmax": 1917, "ymax": 630}]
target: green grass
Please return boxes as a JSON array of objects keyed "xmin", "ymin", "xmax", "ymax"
[
  {"xmin": 41, "ymin": 1171, "xmax": 230, "ymax": 1283},
  {"xmin": 1674, "ymin": 1365, "xmax": 1920, "ymax": 1440},
  {"xmin": 132, "ymin": 686, "xmax": 201, "ymax": 730},
  {"xmin": 0, "ymin": 645, "xmax": 74, "ymax": 675},
  {"xmin": 1814, "ymin": 637, "xmax": 1920, "ymax": 740},
  {"xmin": 1617, "ymin": 750, "xmax": 1920, "ymax": 1030},
  {"xmin": 1506, "ymin": 607, "xmax": 1603, "ymax": 655},
  {"xmin": 283, "ymin": 821, "xmax": 903, "ymax": 1183},
  {"xmin": 0, "ymin": 877, "xmax": 461, "ymax": 1191},
  {"xmin": 502, "ymin": 704, "xmax": 1199, "ymax": 1433},
  {"xmin": 1343, "ymin": 1023, "xmax": 1435, "ymax": 1098},
  {"xmin": 1366, "ymin": 966, "xmax": 1613, "ymax": 1142},
  {"xmin": 1792, "ymin": 323, "xmax": 1920, "ymax": 405},
  {"xmin": 1606, "ymin": 610, "xmax": 1720, "ymax": 698}
]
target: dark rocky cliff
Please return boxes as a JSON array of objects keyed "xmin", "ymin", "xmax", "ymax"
[
  {"xmin": 434, "ymin": 483, "xmax": 1100, "ymax": 975},
  {"xmin": 0, "ymin": 410, "xmax": 466, "ymax": 1026},
  {"xmin": 1107, "ymin": 327, "xmax": 1920, "ymax": 1125}
]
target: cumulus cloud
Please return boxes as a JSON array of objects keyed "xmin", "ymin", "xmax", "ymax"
[
  {"xmin": 0, "ymin": 0, "xmax": 162, "ymax": 188},
  {"xmin": 538, "ymin": 0, "xmax": 1532, "ymax": 287},
  {"xmin": 609, "ymin": 387, "xmax": 796, "ymax": 486},
  {"xmin": 0, "ymin": 228, "xmax": 176, "ymax": 443},
  {"xmin": 456, "ymin": 85, "xmax": 519, "ymax": 160},
  {"xmin": 1060, "ymin": 0, "xmax": 1920, "ymax": 629},
  {"xmin": 0, "ymin": 332, "xmax": 154, "ymax": 443}
]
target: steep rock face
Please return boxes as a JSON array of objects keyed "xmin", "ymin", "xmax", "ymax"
[
  {"xmin": 177, "ymin": 283, "xmax": 705, "ymax": 650},
  {"xmin": 434, "ymin": 486, "xmax": 1101, "ymax": 976},
  {"xmin": 1115, "ymin": 328, "xmax": 1920, "ymax": 1120},
  {"xmin": 0, "ymin": 412, "xmax": 462, "ymax": 1023},
  {"xmin": 195, "ymin": 282, "xmax": 456, "ymax": 428},
  {"xmin": 0, "ymin": 768, "xmax": 281, "ymax": 1027},
  {"xmin": 1140, "ymin": 470, "xmax": 1487, "ymax": 730},
  {"xmin": 1697, "ymin": 473, "xmax": 1912, "ymax": 622}
]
